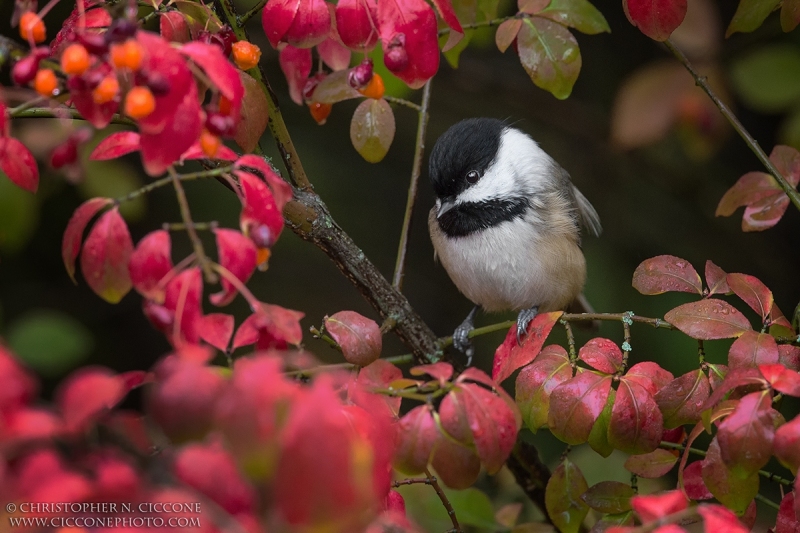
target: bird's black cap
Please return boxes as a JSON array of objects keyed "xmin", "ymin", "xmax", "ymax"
[{"xmin": 428, "ymin": 117, "xmax": 506, "ymax": 199}]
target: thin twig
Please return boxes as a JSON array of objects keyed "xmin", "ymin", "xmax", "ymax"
[
  {"xmin": 163, "ymin": 221, "xmax": 218, "ymax": 232},
  {"xmin": 392, "ymin": 477, "xmax": 432, "ymax": 487},
  {"xmin": 437, "ymin": 15, "xmax": 518, "ymax": 36},
  {"xmin": 664, "ymin": 39, "xmax": 800, "ymax": 212},
  {"xmin": 393, "ymin": 80, "xmax": 432, "ymax": 290},
  {"xmin": 384, "ymin": 95, "xmax": 422, "ymax": 112},
  {"xmin": 425, "ymin": 467, "xmax": 461, "ymax": 533},
  {"xmin": 11, "ymin": 106, "xmax": 137, "ymax": 126},
  {"xmin": 236, "ymin": 0, "xmax": 268, "ymax": 26},
  {"xmin": 283, "ymin": 354, "xmax": 415, "ymax": 378},
  {"xmin": 115, "ymin": 166, "xmax": 233, "ymax": 204},
  {"xmin": 170, "ymin": 168, "xmax": 216, "ymax": 283}
]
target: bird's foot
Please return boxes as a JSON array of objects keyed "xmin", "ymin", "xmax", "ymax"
[
  {"xmin": 516, "ymin": 306, "xmax": 539, "ymax": 345},
  {"xmin": 453, "ymin": 305, "xmax": 479, "ymax": 366}
]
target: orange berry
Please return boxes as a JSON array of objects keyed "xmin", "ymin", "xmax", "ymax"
[
  {"xmin": 60, "ymin": 43, "xmax": 91, "ymax": 76},
  {"xmin": 92, "ymin": 75, "xmax": 120, "ymax": 104},
  {"xmin": 308, "ymin": 102, "xmax": 332, "ymax": 125},
  {"xmin": 199, "ymin": 129, "xmax": 220, "ymax": 158},
  {"xmin": 256, "ymin": 247, "xmax": 271, "ymax": 266},
  {"xmin": 110, "ymin": 40, "xmax": 143, "ymax": 71},
  {"xmin": 19, "ymin": 12, "xmax": 46, "ymax": 44},
  {"xmin": 231, "ymin": 41, "xmax": 261, "ymax": 70},
  {"xmin": 33, "ymin": 68, "xmax": 58, "ymax": 96},
  {"xmin": 358, "ymin": 73, "xmax": 385, "ymax": 100},
  {"xmin": 124, "ymin": 86, "xmax": 156, "ymax": 119}
]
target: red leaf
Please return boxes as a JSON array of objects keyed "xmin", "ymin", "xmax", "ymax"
[
  {"xmin": 631, "ymin": 490, "xmax": 687, "ymax": 523},
  {"xmin": 716, "ymin": 391, "xmax": 776, "ymax": 474},
  {"xmin": 129, "ymin": 230, "xmax": 173, "ymax": 302},
  {"xmin": 233, "ymin": 303, "xmax": 304, "ymax": 349},
  {"xmin": 624, "ymin": 361, "xmax": 674, "ymax": 395},
  {"xmin": 742, "ymin": 191, "xmax": 791, "ymax": 231},
  {"xmin": 0, "ymin": 137, "xmax": 39, "ymax": 192},
  {"xmin": 377, "ymin": 0, "xmax": 440, "ymax": 89},
  {"xmin": 779, "ymin": 345, "xmax": 800, "ymax": 371},
  {"xmin": 163, "ymin": 267, "xmax": 204, "ymax": 345},
  {"xmin": 716, "ymin": 171, "xmax": 782, "ymax": 216},
  {"xmin": 211, "ymin": 228, "xmax": 257, "ymax": 306},
  {"xmin": 66, "ymin": 63, "xmax": 120, "ymax": 129},
  {"xmin": 608, "ymin": 378, "xmax": 663, "ymax": 455},
  {"xmin": 701, "ymin": 437, "xmax": 759, "ymax": 514},
  {"xmin": 237, "ymin": 171, "xmax": 285, "ymax": 251},
  {"xmin": 181, "ymin": 41, "xmax": 245, "ymax": 108},
  {"xmin": 236, "ymin": 155, "xmax": 294, "ymax": 210},
  {"xmin": 545, "ymin": 459, "xmax": 589, "ymax": 533},
  {"xmin": 279, "ymin": 45, "xmax": 313, "ymax": 104},
  {"xmin": 335, "ymin": 0, "xmax": 379, "ymax": 51},
  {"xmin": 683, "ymin": 460, "xmax": 713, "ymax": 500},
  {"xmin": 410, "ymin": 362, "xmax": 453, "ymax": 384},
  {"xmin": 760, "ymin": 364, "xmax": 800, "ymax": 396},
  {"xmin": 430, "ymin": 435, "xmax": 481, "ymax": 489},
  {"xmin": 728, "ymin": 330, "xmax": 779, "ymax": 368},
  {"xmin": 284, "ymin": 0, "xmax": 332, "ymax": 48},
  {"xmin": 623, "ymin": 0, "xmax": 687, "ymax": 41},
  {"xmin": 351, "ymin": 359, "xmax": 403, "ymax": 417},
  {"xmin": 492, "ymin": 311, "xmax": 561, "ymax": 383},
  {"xmin": 160, "ymin": 11, "xmax": 191, "ymax": 42},
  {"xmin": 632, "ymin": 255, "xmax": 703, "ymax": 295},
  {"xmin": 664, "ymin": 299, "xmax": 751, "ymax": 340},
  {"xmin": 548, "ymin": 371, "xmax": 612, "ymax": 445},
  {"xmin": 198, "ymin": 313, "xmax": 234, "ymax": 352},
  {"xmin": 516, "ymin": 345, "xmax": 572, "ymax": 431},
  {"xmin": 56, "ymin": 366, "xmax": 132, "ymax": 433},
  {"xmin": 654, "ymin": 369, "xmax": 710, "ymax": 428},
  {"xmin": 180, "ymin": 142, "xmax": 239, "ymax": 163},
  {"xmin": 776, "ymin": 492, "xmax": 800, "ymax": 533},
  {"xmin": 80, "ymin": 207, "xmax": 134, "ymax": 303},
  {"xmin": 702, "ymin": 367, "xmax": 766, "ymax": 411},
  {"xmin": 325, "ymin": 311, "xmax": 382, "ymax": 366},
  {"xmin": 624, "ymin": 448, "xmax": 678, "ymax": 478},
  {"xmin": 698, "ymin": 504, "xmax": 749, "ymax": 533},
  {"xmin": 774, "ymin": 414, "xmax": 800, "ymax": 475},
  {"xmin": 726, "ymin": 273, "xmax": 774, "ymax": 321},
  {"xmin": 579, "ymin": 337, "xmax": 623, "ymax": 373},
  {"xmin": 262, "ymin": 0, "xmax": 301, "ymax": 47},
  {"xmin": 139, "ymin": 83, "xmax": 203, "ymax": 177},
  {"xmin": 318, "ymin": 37, "xmax": 351, "ymax": 71},
  {"xmin": 394, "ymin": 404, "xmax": 437, "ymax": 474},
  {"xmin": 62, "ymin": 197, "xmax": 113, "ymax": 283},
  {"xmin": 705, "ymin": 260, "xmax": 729, "ymax": 296},
  {"xmin": 430, "ymin": 0, "xmax": 463, "ymax": 33},
  {"xmin": 90, "ymin": 132, "xmax": 141, "ymax": 161}
]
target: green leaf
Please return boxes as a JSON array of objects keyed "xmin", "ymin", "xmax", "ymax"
[
  {"xmin": 726, "ymin": 0, "xmax": 781, "ymax": 37},
  {"xmin": 587, "ymin": 387, "xmax": 615, "ymax": 457},
  {"xmin": 446, "ymin": 488, "xmax": 504, "ymax": 529},
  {"xmin": 7, "ymin": 310, "xmax": 93, "ymax": 378},
  {"xmin": 517, "ymin": 17, "xmax": 581, "ymax": 100},
  {"xmin": 0, "ymin": 176, "xmax": 38, "ymax": 253},
  {"xmin": 545, "ymin": 458, "xmax": 589, "ymax": 533},
  {"xmin": 538, "ymin": 0, "xmax": 610, "ymax": 34},
  {"xmin": 350, "ymin": 98, "xmax": 396, "ymax": 163},
  {"xmin": 730, "ymin": 45, "xmax": 800, "ymax": 112}
]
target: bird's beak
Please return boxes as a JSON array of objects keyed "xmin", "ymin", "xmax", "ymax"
[{"xmin": 436, "ymin": 198, "xmax": 456, "ymax": 219}]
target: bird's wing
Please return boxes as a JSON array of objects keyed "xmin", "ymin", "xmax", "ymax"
[{"xmin": 552, "ymin": 163, "xmax": 602, "ymax": 238}]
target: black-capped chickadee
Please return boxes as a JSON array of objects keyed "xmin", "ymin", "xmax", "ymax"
[{"xmin": 428, "ymin": 118, "xmax": 602, "ymax": 362}]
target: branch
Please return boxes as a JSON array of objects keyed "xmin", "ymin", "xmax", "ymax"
[
  {"xmin": 425, "ymin": 468, "xmax": 462, "ymax": 533},
  {"xmin": 237, "ymin": 0, "xmax": 268, "ymax": 25},
  {"xmin": 393, "ymin": 80, "xmax": 432, "ymax": 290},
  {"xmin": 664, "ymin": 39, "xmax": 800, "ymax": 212}
]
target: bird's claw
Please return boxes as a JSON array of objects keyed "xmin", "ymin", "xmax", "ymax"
[
  {"xmin": 452, "ymin": 305, "xmax": 479, "ymax": 366},
  {"xmin": 516, "ymin": 306, "xmax": 539, "ymax": 345}
]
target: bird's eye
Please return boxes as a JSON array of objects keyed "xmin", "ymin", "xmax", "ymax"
[{"xmin": 466, "ymin": 170, "xmax": 481, "ymax": 184}]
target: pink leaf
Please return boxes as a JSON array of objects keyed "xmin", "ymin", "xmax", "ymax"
[
  {"xmin": 515, "ymin": 345, "xmax": 572, "ymax": 431},
  {"xmin": 492, "ymin": 311, "xmax": 561, "ymax": 383},
  {"xmin": 236, "ymin": 155, "xmax": 293, "ymax": 210},
  {"xmin": 160, "ymin": 11, "xmax": 191, "ymax": 42},
  {"xmin": 702, "ymin": 367, "xmax": 766, "ymax": 411},
  {"xmin": 335, "ymin": 0, "xmax": 379, "ymax": 51},
  {"xmin": 698, "ymin": 504, "xmax": 749, "ymax": 533},
  {"xmin": 410, "ymin": 362, "xmax": 454, "ymax": 384},
  {"xmin": 631, "ymin": 490, "xmax": 687, "ymax": 523},
  {"xmin": 0, "ymin": 137, "xmax": 39, "ymax": 192},
  {"xmin": 495, "ymin": 19, "xmax": 522, "ymax": 53},
  {"xmin": 609, "ymin": 378, "xmax": 663, "ymax": 455},
  {"xmin": 325, "ymin": 310, "xmax": 382, "ymax": 366},
  {"xmin": 180, "ymin": 142, "xmax": 239, "ymax": 162},
  {"xmin": 716, "ymin": 171, "xmax": 782, "ymax": 217},
  {"xmin": 129, "ymin": 230, "xmax": 173, "ymax": 301},
  {"xmin": 579, "ymin": 337, "xmax": 623, "ymax": 373},
  {"xmin": 726, "ymin": 273, "xmax": 774, "ymax": 321},
  {"xmin": 279, "ymin": 45, "xmax": 313, "ymax": 105},
  {"xmin": 80, "ymin": 207, "xmax": 134, "ymax": 303},
  {"xmin": 774, "ymin": 415, "xmax": 800, "ymax": 475},
  {"xmin": 56, "ymin": 367, "xmax": 133, "ymax": 433},
  {"xmin": 90, "ymin": 132, "xmax": 141, "ymax": 161},
  {"xmin": 211, "ymin": 228, "xmax": 257, "ymax": 306},
  {"xmin": 705, "ymin": 260, "xmax": 729, "ymax": 296},
  {"xmin": 716, "ymin": 391, "xmax": 776, "ymax": 475},
  {"xmin": 394, "ymin": 404, "xmax": 437, "ymax": 474},
  {"xmin": 351, "ymin": 359, "xmax": 403, "ymax": 418},
  {"xmin": 317, "ymin": 37, "xmax": 351, "ymax": 70},
  {"xmin": 654, "ymin": 369, "xmax": 710, "ymax": 428},
  {"xmin": 683, "ymin": 460, "xmax": 713, "ymax": 500},
  {"xmin": 624, "ymin": 448, "xmax": 678, "ymax": 478},
  {"xmin": 236, "ymin": 171, "xmax": 285, "ymax": 251},
  {"xmin": 430, "ymin": 0, "xmax": 463, "ymax": 33},
  {"xmin": 262, "ymin": 0, "xmax": 301, "ymax": 48},
  {"xmin": 163, "ymin": 267, "xmax": 204, "ymax": 345},
  {"xmin": 377, "ymin": 0, "xmax": 440, "ymax": 88},
  {"xmin": 624, "ymin": 361, "xmax": 674, "ymax": 395},
  {"xmin": 623, "ymin": 0, "xmax": 687, "ymax": 41},
  {"xmin": 759, "ymin": 364, "xmax": 800, "ymax": 396},
  {"xmin": 181, "ymin": 41, "xmax": 244, "ymax": 116},
  {"xmin": 728, "ymin": 330, "xmax": 779, "ymax": 369},
  {"xmin": 62, "ymin": 197, "xmax": 113, "ymax": 283},
  {"xmin": 632, "ymin": 255, "xmax": 703, "ymax": 295},
  {"xmin": 664, "ymin": 299, "xmax": 752, "ymax": 340},
  {"xmin": 548, "ymin": 371, "xmax": 612, "ymax": 445},
  {"xmin": 199, "ymin": 313, "xmax": 235, "ymax": 352},
  {"xmin": 284, "ymin": 0, "xmax": 332, "ymax": 48},
  {"xmin": 776, "ymin": 492, "xmax": 800, "ymax": 533}
]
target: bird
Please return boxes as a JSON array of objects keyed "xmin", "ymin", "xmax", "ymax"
[{"xmin": 427, "ymin": 118, "xmax": 602, "ymax": 363}]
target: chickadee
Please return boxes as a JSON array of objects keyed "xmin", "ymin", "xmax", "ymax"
[{"xmin": 428, "ymin": 118, "xmax": 602, "ymax": 361}]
